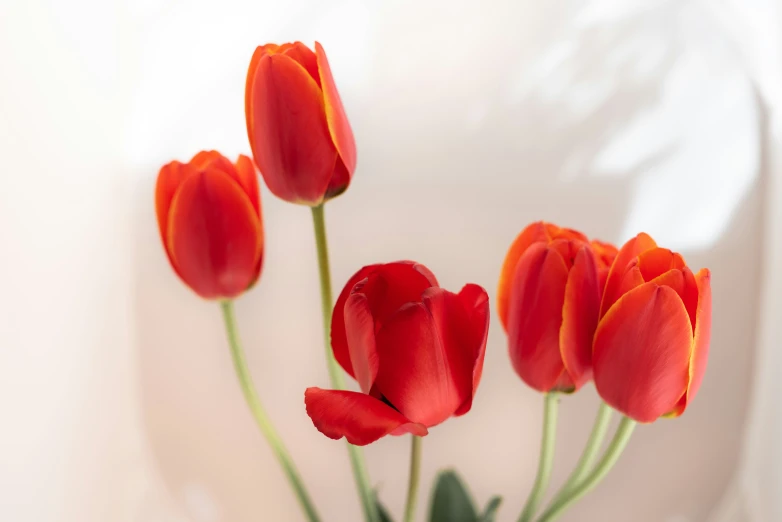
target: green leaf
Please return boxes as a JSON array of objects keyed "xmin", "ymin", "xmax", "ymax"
[
  {"xmin": 478, "ymin": 496, "xmax": 503, "ymax": 522},
  {"xmin": 428, "ymin": 470, "xmax": 478, "ymax": 522},
  {"xmin": 374, "ymin": 491, "xmax": 394, "ymax": 522}
]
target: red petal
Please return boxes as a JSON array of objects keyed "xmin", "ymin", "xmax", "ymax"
[
  {"xmin": 680, "ymin": 267, "xmax": 700, "ymax": 333},
  {"xmin": 190, "ymin": 150, "xmax": 234, "ymax": 173},
  {"xmin": 593, "ymin": 283, "xmax": 693, "ymax": 423},
  {"xmin": 248, "ymin": 53, "xmax": 336, "ymax": 205},
  {"xmin": 155, "ymin": 161, "xmax": 195, "ymax": 251},
  {"xmin": 283, "ymin": 42, "xmax": 320, "ymax": 86},
  {"xmin": 506, "ymin": 243, "xmax": 570, "ymax": 392},
  {"xmin": 560, "ymin": 245, "xmax": 601, "ymax": 390},
  {"xmin": 332, "ymin": 265, "xmax": 380, "ymax": 379},
  {"xmin": 167, "ymin": 169, "xmax": 262, "ymax": 299},
  {"xmin": 497, "ymin": 222, "xmax": 549, "ymax": 330},
  {"xmin": 684, "ymin": 269, "xmax": 712, "ymax": 410},
  {"xmin": 374, "ymin": 292, "xmax": 472, "ymax": 427},
  {"xmin": 344, "ymin": 293, "xmax": 379, "ymax": 394},
  {"xmin": 636, "ymin": 248, "xmax": 685, "ymax": 281},
  {"xmin": 315, "ymin": 42, "xmax": 356, "ymax": 177},
  {"xmin": 443, "ymin": 284, "xmax": 490, "ymax": 416},
  {"xmin": 331, "ymin": 261, "xmax": 438, "ymax": 380},
  {"xmin": 304, "ymin": 388, "xmax": 427, "ymax": 446},
  {"xmin": 600, "ymin": 233, "xmax": 657, "ymax": 318},
  {"xmin": 245, "ymin": 47, "xmax": 265, "ymax": 164},
  {"xmin": 229, "ymin": 154, "xmax": 261, "ymax": 218},
  {"xmin": 549, "ymin": 225, "xmax": 588, "ymax": 243}
]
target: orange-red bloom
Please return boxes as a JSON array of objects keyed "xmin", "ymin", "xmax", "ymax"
[
  {"xmin": 305, "ymin": 261, "xmax": 490, "ymax": 446},
  {"xmin": 155, "ymin": 151, "xmax": 263, "ymax": 300},
  {"xmin": 245, "ymin": 41, "xmax": 356, "ymax": 206},
  {"xmin": 498, "ymin": 222, "xmax": 616, "ymax": 393},
  {"xmin": 593, "ymin": 233, "xmax": 711, "ymax": 423}
]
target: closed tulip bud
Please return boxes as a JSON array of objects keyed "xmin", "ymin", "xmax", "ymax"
[
  {"xmin": 593, "ymin": 233, "xmax": 712, "ymax": 423},
  {"xmin": 155, "ymin": 151, "xmax": 263, "ymax": 299},
  {"xmin": 245, "ymin": 41, "xmax": 356, "ymax": 206},
  {"xmin": 305, "ymin": 261, "xmax": 490, "ymax": 446},
  {"xmin": 498, "ymin": 222, "xmax": 615, "ymax": 393}
]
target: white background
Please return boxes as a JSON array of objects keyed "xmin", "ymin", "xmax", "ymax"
[{"xmin": 1, "ymin": 0, "xmax": 780, "ymax": 521}]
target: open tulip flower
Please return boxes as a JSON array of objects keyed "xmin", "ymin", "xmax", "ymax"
[
  {"xmin": 245, "ymin": 41, "xmax": 356, "ymax": 206},
  {"xmin": 593, "ymin": 233, "xmax": 712, "ymax": 423},
  {"xmin": 497, "ymin": 222, "xmax": 615, "ymax": 393},
  {"xmin": 305, "ymin": 261, "xmax": 490, "ymax": 446},
  {"xmin": 155, "ymin": 151, "xmax": 263, "ymax": 300}
]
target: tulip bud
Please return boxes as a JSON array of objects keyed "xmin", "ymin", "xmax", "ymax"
[
  {"xmin": 245, "ymin": 41, "xmax": 356, "ymax": 206},
  {"xmin": 155, "ymin": 151, "xmax": 263, "ymax": 299},
  {"xmin": 593, "ymin": 233, "xmax": 712, "ymax": 422},
  {"xmin": 305, "ymin": 261, "xmax": 489, "ymax": 446},
  {"xmin": 498, "ymin": 222, "xmax": 615, "ymax": 393}
]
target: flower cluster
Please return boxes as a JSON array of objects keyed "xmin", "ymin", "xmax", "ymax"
[{"xmin": 155, "ymin": 40, "xmax": 712, "ymax": 522}]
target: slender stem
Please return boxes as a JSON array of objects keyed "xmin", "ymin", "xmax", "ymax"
[
  {"xmin": 548, "ymin": 402, "xmax": 613, "ymax": 506},
  {"xmin": 310, "ymin": 204, "xmax": 379, "ymax": 522},
  {"xmin": 403, "ymin": 436, "xmax": 423, "ymax": 522},
  {"xmin": 220, "ymin": 300, "xmax": 321, "ymax": 522},
  {"xmin": 518, "ymin": 393, "xmax": 559, "ymax": 522},
  {"xmin": 536, "ymin": 417, "xmax": 637, "ymax": 522}
]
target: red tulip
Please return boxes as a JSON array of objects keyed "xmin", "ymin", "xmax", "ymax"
[
  {"xmin": 245, "ymin": 41, "xmax": 356, "ymax": 206},
  {"xmin": 155, "ymin": 151, "xmax": 263, "ymax": 299},
  {"xmin": 498, "ymin": 222, "xmax": 613, "ymax": 393},
  {"xmin": 593, "ymin": 233, "xmax": 712, "ymax": 422},
  {"xmin": 305, "ymin": 262, "xmax": 490, "ymax": 446}
]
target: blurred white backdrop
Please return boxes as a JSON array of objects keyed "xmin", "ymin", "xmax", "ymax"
[{"xmin": 1, "ymin": 0, "xmax": 781, "ymax": 521}]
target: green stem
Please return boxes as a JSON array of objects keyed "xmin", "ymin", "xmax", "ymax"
[
  {"xmin": 220, "ymin": 300, "xmax": 321, "ymax": 522},
  {"xmin": 402, "ymin": 436, "xmax": 423, "ymax": 522},
  {"xmin": 548, "ymin": 402, "xmax": 613, "ymax": 506},
  {"xmin": 536, "ymin": 417, "xmax": 637, "ymax": 522},
  {"xmin": 518, "ymin": 393, "xmax": 559, "ymax": 522},
  {"xmin": 310, "ymin": 204, "xmax": 379, "ymax": 522}
]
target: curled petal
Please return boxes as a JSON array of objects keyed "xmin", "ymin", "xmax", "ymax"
[
  {"xmin": 497, "ymin": 222, "xmax": 550, "ymax": 330},
  {"xmin": 248, "ymin": 53, "xmax": 336, "ymax": 205},
  {"xmin": 506, "ymin": 243, "xmax": 570, "ymax": 392},
  {"xmin": 560, "ymin": 246, "xmax": 601, "ymax": 390},
  {"xmin": 315, "ymin": 42, "xmax": 356, "ymax": 177},
  {"xmin": 600, "ymin": 232, "xmax": 657, "ymax": 317},
  {"xmin": 167, "ymin": 169, "xmax": 262, "ymax": 299},
  {"xmin": 332, "ymin": 265, "xmax": 379, "ymax": 378},
  {"xmin": 344, "ymin": 293, "xmax": 379, "ymax": 394},
  {"xmin": 681, "ymin": 269, "xmax": 712, "ymax": 413},
  {"xmin": 304, "ymin": 388, "xmax": 427, "ymax": 446},
  {"xmin": 593, "ymin": 283, "xmax": 693, "ymax": 422}
]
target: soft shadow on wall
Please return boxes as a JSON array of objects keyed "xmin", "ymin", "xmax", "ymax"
[{"xmin": 130, "ymin": 1, "xmax": 762, "ymax": 521}]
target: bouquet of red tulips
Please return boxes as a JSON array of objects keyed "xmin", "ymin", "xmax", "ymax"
[{"xmin": 155, "ymin": 41, "xmax": 712, "ymax": 522}]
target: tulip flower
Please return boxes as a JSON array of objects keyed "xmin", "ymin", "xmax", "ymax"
[
  {"xmin": 155, "ymin": 151, "xmax": 263, "ymax": 299},
  {"xmin": 305, "ymin": 261, "xmax": 490, "ymax": 446},
  {"xmin": 498, "ymin": 222, "xmax": 613, "ymax": 393},
  {"xmin": 593, "ymin": 233, "xmax": 712, "ymax": 423},
  {"xmin": 245, "ymin": 41, "xmax": 356, "ymax": 206}
]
